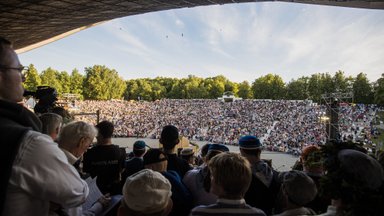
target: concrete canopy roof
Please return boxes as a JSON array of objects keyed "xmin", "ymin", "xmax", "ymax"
[{"xmin": 1, "ymin": 0, "xmax": 383, "ymax": 52}]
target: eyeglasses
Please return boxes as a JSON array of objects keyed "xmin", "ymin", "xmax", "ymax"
[{"xmin": 0, "ymin": 64, "xmax": 29, "ymax": 77}]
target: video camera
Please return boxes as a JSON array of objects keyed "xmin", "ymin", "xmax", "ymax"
[{"xmin": 24, "ymin": 86, "xmax": 58, "ymax": 114}]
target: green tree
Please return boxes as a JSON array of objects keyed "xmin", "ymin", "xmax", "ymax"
[
  {"xmin": 251, "ymin": 74, "xmax": 286, "ymax": 99},
  {"xmin": 374, "ymin": 74, "xmax": 384, "ymax": 106},
  {"xmin": 333, "ymin": 70, "xmax": 351, "ymax": 93},
  {"xmin": 23, "ymin": 64, "xmax": 41, "ymax": 91},
  {"xmin": 168, "ymin": 80, "xmax": 184, "ymax": 99},
  {"xmin": 40, "ymin": 67, "xmax": 62, "ymax": 93},
  {"xmin": 150, "ymin": 80, "xmax": 166, "ymax": 100},
  {"xmin": 353, "ymin": 73, "xmax": 373, "ymax": 104},
  {"xmin": 204, "ymin": 76, "xmax": 225, "ymax": 99},
  {"xmin": 321, "ymin": 73, "xmax": 334, "ymax": 94},
  {"xmin": 136, "ymin": 79, "xmax": 153, "ymax": 101},
  {"xmin": 70, "ymin": 69, "xmax": 84, "ymax": 99},
  {"xmin": 237, "ymin": 81, "xmax": 252, "ymax": 99},
  {"xmin": 225, "ymin": 80, "xmax": 238, "ymax": 95},
  {"xmin": 83, "ymin": 65, "xmax": 126, "ymax": 100},
  {"xmin": 183, "ymin": 75, "xmax": 205, "ymax": 99},
  {"xmin": 58, "ymin": 71, "xmax": 71, "ymax": 94},
  {"xmin": 286, "ymin": 77, "xmax": 309, "ymax": 100},
  {"xmin": 124, "ymin": 79, "xmax": 139, "ymax": 100}
]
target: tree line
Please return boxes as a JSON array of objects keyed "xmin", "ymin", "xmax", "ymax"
[{"xmin": 23, "ymin": 64, "xmax": 384, "ymax": 105}]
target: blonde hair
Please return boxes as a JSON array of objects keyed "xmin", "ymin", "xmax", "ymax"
[{"xmin": 208, "ymin": 152, "xmax": 252, "ymax": 198}]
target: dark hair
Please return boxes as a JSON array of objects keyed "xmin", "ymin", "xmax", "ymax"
[
  {"xmin": 160, "ymin": 125, "xmax": 179, "ymax": 150},
  {"xmin": 143, "ymin": 148, "xmax": 167, "ymax": 165},
  {"xmin": 200, "ymin": 144, "xmax": 210, "ymax": 158},
  {"xmin": 240, "ymin": 148, "xmax": 261, "ymax": 157},
  {"xmin": 96, "ymin": 120, "xmax": 114, "ymax": 138},
  {"xmin": 133, "ymin": 148, "xmax": 146, "ymax": 157}
]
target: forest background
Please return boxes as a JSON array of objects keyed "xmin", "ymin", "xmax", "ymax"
[{"xmin": 23, "ymin": 64, "xmax": 384, "ymax": 105}]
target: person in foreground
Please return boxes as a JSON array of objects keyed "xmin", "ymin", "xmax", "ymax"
[
  {"xmin": 118, "ymin": 169, "xmax": 173, "ymax": 216},
  {"xmin": 273, "ymin": 170, "xmax": 317, "ymax": 216},
  {"xmin": 190, "ymin": 152, "xmax": 266, "ymax": 216},
  {"xmin": 0, "ymin": 36, "xmax": 88, "ymax": 216},
  {"xmin": 317, "ymin": 142, "xmax": 384, "ymax": 216}
]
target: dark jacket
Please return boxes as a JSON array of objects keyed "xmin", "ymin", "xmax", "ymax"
[
  {"xmin": 166, "ymin": 153, "xmax": 192, "ymax": 178},
  {"xmin": 162, "ymin": 170, "xmax": 193, "ymax": 216}
]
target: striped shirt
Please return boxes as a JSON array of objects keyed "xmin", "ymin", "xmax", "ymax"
[{"xmin": 190, "ymin": 198, "xmax": 266, "ymax": 216}]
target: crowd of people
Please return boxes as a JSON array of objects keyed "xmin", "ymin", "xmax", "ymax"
[
  {"xmin": 1, "ymin": 36, "xmax": 384, "ymax": 216},
  {"xmin": 74, "ymin": 99, "xmax": 378, "ymax": 153}
]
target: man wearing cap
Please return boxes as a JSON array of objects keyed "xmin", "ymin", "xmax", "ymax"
[
  {"xmin": 143, "ymin": 148, "xmax": 193, "ymax": 216},
  {"xmin": 238, "ymin": 135, "xmax": 280, "ymax": 215},
  {"xmin": 121, "ymin": 140, "xmax": 146, "ymax": 182},
  {"xmin": 180, "ymin": 148, "xmax": 195, "ymax": 168},
  {"xmin": 159, "ymin": 125, "xmax": 191, "ymax": 178},
  {"xmin": 0, "ymin": 37, "xmax": 89, "ymax": 216},
  {"xmin": 118, "ymin": 169, "xmax": 173, "ymax": 216},
  {"xmin": 83, "ymin": 120, "xmax": 126, "ymax": 195},
  {"xmin": 273, "ymin": 170, "xmax": 317, "ymax": 216}
]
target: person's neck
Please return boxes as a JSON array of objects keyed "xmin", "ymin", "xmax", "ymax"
[
  {"xmin": 98, "ymin": 138, "xmax": 112, "ymax": 145},
  {"xmin": 245, "ymin": 155, "xmax": 260, "ymax": 164},
  {"xmin": 163, "ymin": 148, "xmax": 176, "ymax": 154}
]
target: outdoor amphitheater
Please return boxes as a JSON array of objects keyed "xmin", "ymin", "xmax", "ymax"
[{"xmin": 71, "ymin": 98, "xmax": 380, "ymax": 171}]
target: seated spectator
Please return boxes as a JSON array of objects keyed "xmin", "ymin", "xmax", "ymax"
[
  {"xmin": 39, "ymin": 113, "xmax": 63, "ymax": 141},
  {"xmin": 318, "ymin": 142, "xmax": 384, "ymax": 216},
  {"xmin": 83, "ymin": 121, "xmax": 126, "ymax": 195},
  {"xmin": 58, "ymin": 121, "xmax": 109, "ymax": 216},
  {"xmin": 144, "ymin": 148, "xmax": 193, "ymax": 216},
  {"xmin": 183, "ymin": 144, "xmax": 229, "ymax": 206},
  {"xmin": 239, "ymin": 135, "xmax": 280, "ymax": 215},
  {"xmin": 195, "ymin": 143, "xmax": 210, "ymax": 166},
  {"xmin": 299, "ymin": 145, "xmax": 329, "ymax": 213},
  {"xmin": 160, "ymin": 125, "xmax": 191, "ymax": 178},
  {"xmin": 118, "ymin": 169, "xmax": 173, "ymax": 216},
  {"xmin": 273, "ymin": 170, "xmax": 317, "ymax": 216},
  {"xmin": 180, "ymin": 148, "xmax": 195, "ymax": 167},
  {"xmin": 191, "ymin": 152, "xmax": 266, "ymax": 216},
  {"xmin": 121, "ymin": 140, "xmax": 146, "ymax": 182}
]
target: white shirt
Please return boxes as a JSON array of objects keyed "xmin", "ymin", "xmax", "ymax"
[{"xmin": 2, "ymin": 131, "xmax": 89, "ymax": 216}]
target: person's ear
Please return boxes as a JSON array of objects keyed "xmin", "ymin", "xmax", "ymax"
[{"xmin": 78, "ymin": 137, "xmax": 88, "ymax": 148}]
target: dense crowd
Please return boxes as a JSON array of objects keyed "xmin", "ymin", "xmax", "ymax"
[
  {"xmin": 3, "ymin": 36, "xmax": 384, "ymax": 216},
  {"xmin": 74, "ymin": 99, "xmax": 377, "ymax": 153}
]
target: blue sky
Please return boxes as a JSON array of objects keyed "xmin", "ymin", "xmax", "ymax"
[{"xmin": 19, "ymin": 2, "xmax": 384, "ymax": 83}]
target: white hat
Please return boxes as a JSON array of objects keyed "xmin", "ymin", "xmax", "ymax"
[{"xmin": 122, "ymin": 169, "xmax": 172, "ymax": 213}]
